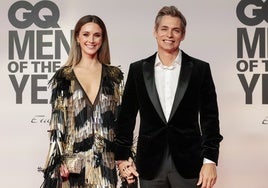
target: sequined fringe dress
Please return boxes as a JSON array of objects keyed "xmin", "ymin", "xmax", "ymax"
[{"xmin": 41, "ymin": 65, "xmax": 124, "ymax": 188}]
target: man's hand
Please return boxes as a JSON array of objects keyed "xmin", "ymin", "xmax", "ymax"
[
  {"xmin": 117, "ymin": 159, "xmax": 139, "ymax": 184},
  {"xmin": 197, "ymin": 163, "xmax": 217, "ymax": 188}
]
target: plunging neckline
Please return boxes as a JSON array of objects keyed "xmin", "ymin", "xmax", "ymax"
[{"xmin": 73, "ymin": 65, "xmax": 103, "ymax": 106}]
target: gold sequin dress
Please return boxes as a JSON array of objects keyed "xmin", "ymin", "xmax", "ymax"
[{"xmin": 42, "ymin": 64, "xmax": 124, "ymax": 188}]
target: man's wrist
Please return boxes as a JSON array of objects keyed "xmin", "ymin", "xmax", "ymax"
[{"xmin": 203, "ymin": 158, "xmax": 216, "ymax": 164}]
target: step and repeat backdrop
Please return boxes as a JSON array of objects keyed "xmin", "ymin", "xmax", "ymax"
[{"xmin": 0, "ymin": 0, "xmax": 267, "ymax": 187}]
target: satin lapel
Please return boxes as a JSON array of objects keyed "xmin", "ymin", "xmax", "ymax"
[
  {"xmin": 168, "ymin": 54, "xmax": 193, "ymax": 122},
  {"xmin": 143, "ymin": 55, "xmax": 167, "ymax": 124}
]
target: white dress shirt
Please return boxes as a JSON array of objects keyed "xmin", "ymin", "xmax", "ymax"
[
  {"xmin": 154, "ymin": 50, "xmax": 214, "ymax": 164},
  {"xmin": 154, "ymin": 52, "xmax": 181, "ymax": 121}
]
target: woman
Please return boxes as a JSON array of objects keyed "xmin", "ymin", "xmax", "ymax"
[{"xmin": 41, "ymin": 15, "xmax": 124, "ymax": 188}]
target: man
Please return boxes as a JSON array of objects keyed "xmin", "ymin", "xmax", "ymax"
[{"xmin": 114, "ymin": 6, "xmax": 223, "ymax": 188}]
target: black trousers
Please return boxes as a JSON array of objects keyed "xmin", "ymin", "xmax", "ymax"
[{"xmin": 139, "ymin": 151, "xmax": 199, "ymax": 188}]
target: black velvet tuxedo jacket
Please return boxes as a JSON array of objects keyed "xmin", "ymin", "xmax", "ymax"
[{"xmin": 114, "ymin": 51, "xmax": 223, "ymax": 180}]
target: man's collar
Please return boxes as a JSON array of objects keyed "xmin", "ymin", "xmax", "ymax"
[{"xmin": 155, "ymin": 50, "xmax": 181, "ymax": 69}]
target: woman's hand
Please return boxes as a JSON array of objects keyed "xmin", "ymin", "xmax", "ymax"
[{"xmin": 60, "ymin": 163, "xmax": 69, "ymax": 181}]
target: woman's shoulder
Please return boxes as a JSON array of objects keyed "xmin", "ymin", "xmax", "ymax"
[
  {"xmin": 103, "ymin": 64, "xmax": 124, "ymax": 84},
  {"xmin": 49, "ymin": 66, "xmax": 74, "ymax": 85},
  {"xmin": 54, "ymin": 66, "xmax": 73, "ymax": 79}
]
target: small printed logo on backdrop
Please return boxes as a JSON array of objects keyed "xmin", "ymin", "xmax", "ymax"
[{"xmin": 31, "ymin": 115, "xmax": 50, "ymax": 125}]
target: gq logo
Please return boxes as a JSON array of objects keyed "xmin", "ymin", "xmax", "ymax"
[
  {"xmin": 8, "ymin": 0, "xmax": 60, "ymax": 29},
  {"xmin": 236, "ymin": 0, "xmax": 268, "ymax": 26}
]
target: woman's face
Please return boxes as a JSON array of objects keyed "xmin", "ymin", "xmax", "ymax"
[{"xmin": 76, "ymin": 22, "xmax": 103, "ymax": 58}]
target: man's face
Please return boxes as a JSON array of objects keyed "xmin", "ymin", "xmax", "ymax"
[{"xmin": 154, "ymin": 15, "xmax": 185, "ymax": 54}]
